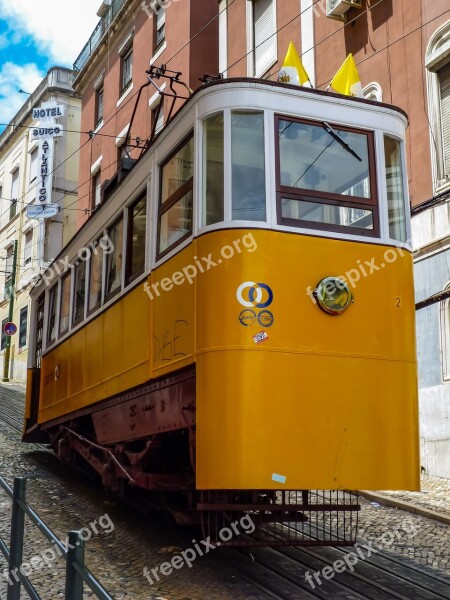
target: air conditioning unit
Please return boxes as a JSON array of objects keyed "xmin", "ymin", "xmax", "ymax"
[{"xmin": 326, "ymin": 0, "xmax": 362, "ymax": 21}]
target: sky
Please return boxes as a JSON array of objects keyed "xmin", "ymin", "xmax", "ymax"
[{"xmin": 0, "ymin": 0, "xmax": 100, "ymax": 126}]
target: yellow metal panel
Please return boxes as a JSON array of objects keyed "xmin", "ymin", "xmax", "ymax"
[
  {"xmin": 24, "ymin": 369, "xmax": 34, "ymax": 420},
  {"xmin": 68, "ymin": 329, "xmax": 85, "ymax": 396},
  {"xmin": 84, "ymin": 315, "xmax": 103, "ymax": 389},
  {"xmin": 195, "ymin": 229, "xmax": 419, "ymax": 491},
  {"xmin": 150, "ymin": 245, "xmax": 195, "ymax": 378}
]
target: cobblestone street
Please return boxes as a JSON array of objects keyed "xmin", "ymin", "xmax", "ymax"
[{"xmin": 0, "ymin": 384, "xmax": 449, "ymax": 599}]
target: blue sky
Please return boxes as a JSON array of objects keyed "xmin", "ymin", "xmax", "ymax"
[{"xmin": 0, "ymin": 0, "xmax": 100, "ymax": 125}]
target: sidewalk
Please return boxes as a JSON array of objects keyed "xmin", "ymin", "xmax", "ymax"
[{"xmin": 361, "ymin": 475, "xmax": 450, "ymax": 525}]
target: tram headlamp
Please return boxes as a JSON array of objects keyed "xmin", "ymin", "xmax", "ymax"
[{"xmin": 314, "ymin": 277, "xmax": 353, "ymax": 316}]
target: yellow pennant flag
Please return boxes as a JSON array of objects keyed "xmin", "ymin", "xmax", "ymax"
[
  {"xmin": 329, "ymin": 54, "xmax": 364, "ymax": 98},
  {"xmin": 278, "ymin": 42, "xmax": 311, "ymax": 87}
]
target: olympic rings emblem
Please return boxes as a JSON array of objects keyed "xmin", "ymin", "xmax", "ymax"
[{"xmin": 236, "ymin": 282, "xmax": 273, "ymax": 309}]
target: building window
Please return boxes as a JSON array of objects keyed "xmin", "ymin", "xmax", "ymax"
[
  {"xmin": 105, "ymin": 217, "xmax": 124, "ymax": 300},
  {"xmin": 19, "ymin": 306, "xmax": 28, "ymax": 348},
  {"xmin": 158, "ymin": 136, "xmax": 194, "ymax": 256},
  {"xmin": 88, "ymin": 237, "xmax": 103, "ymax": 314},
  {"xmin": 126, "ymin": 193, "xmax": 147, "ymax": 284},
  {"xmin": 59, "ymin": 272, "xmax": 71, "ymax": 336},
  {"xmin": 1, "ymin": 318, "xmax": 8, "ymax": 351},
  {"xmin": 23, "ymin": 230, "xmax": 33, "ymax": 266},
  {"xmin": 10, "ymin": 169, "xmax": 19, "ymax": 220},
  {"xmin": 442, "ymin": 291, "xmax": 450, "ymax": 381},
  {"xmin": 4, "ymin": 245, "xmax": 14, "ymax": 299},
  {"xmin": 426, "ymin": 22, "xmax": 450, "ymax": 191},
  {"xmin": 121, "ymin": 47, "xmax": 133, "ymax": 95},
  {"xmin": 29, "ymin": 147, "xmax": 38, "ymax": 183},
  {"xmin": 248, "ymin": 0, "xmax": 276, "ymax": 77},
  {"xmin": 152, "ymin": 107, "xmax": 164, "ymax": 135},
  {"xmin": 95, "ymin": 85, "xmax": 104, "ymax": 128},
  {"xmin": 155, "ymin": 5, "xmax": 166, "ymax": 52},
  {"xmin": 92, "ymin": 172, "xmax": 102, "ymax": 208}
]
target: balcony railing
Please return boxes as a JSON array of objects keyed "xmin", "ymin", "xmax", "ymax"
[{"xmin": 73, "ymin": 0, "xmax": 128, "ymax": 73}]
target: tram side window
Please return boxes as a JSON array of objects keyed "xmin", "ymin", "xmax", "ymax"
[
  {"xmin": 277, "ymin": 117, "xmax": 378, "ymax": 236},
  {"xmin": 232, "ymin": 111, "xmax": 266, "ymax": 221},
  {"xmin": 105, "ymin": 217, "xmax": 124, "ymax": 300},
  {"xmin": 384, "ymin": 136, "xmax": 407, "ymax": 242},
  {"xmin": 203, "ymin": 113, "xmax": 224, "ymax": 226},
  {"xmin": 59, "ymin": 272, "xmax": 71, "ymax": 336},
  {"xmin": 72, "ymin": 261, "xmax": 86, "ymax": 326},
  {"xmin": 88, "ymin": 238, "xmax": 103, "ymax": 313},
  {"xmin": 158, "ymin": 135, "xmax": 194, "ymax": 256},
  {"xmin": 47, "ymin": 285, "xmax": 57, "ymax": 344},
  {"xmin": 126, "ymin": 193, "xmax": 147, "ymax": 284}
]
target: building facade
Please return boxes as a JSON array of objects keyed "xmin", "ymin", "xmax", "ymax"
[
  {"xmin": 0, "ymin": 67, "xmax": 81, "ymax": 382},
  {"xmin": 73, "ymin": 0, "xmax": 218, "ymax": 220}
]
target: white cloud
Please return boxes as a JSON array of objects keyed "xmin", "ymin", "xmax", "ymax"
[
  {"xmin": 0, "ymin": 63, "xmax": 44, "ymax": 125},
  {"xmin": 0, "ymin": 0, "xmax": 101, "ymax": 65}
]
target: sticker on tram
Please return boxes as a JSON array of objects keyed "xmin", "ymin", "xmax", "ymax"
[{"xmin": 253, "ymin": 331, "xmax": 268, "ymax": 344}]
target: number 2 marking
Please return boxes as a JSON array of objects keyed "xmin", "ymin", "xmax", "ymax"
[{"xmin": 396, "ymin": 298, "xmax": 401, "ymax": 308}]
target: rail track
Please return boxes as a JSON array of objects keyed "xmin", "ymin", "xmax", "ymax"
[{"xmin": 1, "ymin": 385, "xmax": 449, "ymax": 600}]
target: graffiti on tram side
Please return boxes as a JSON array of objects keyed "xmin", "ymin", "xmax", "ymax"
[{"xmin": 153, "ymin": 320, "xmax": 190, "ymax": 363}]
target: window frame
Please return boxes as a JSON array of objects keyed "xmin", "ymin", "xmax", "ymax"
[
  {"xmin": 46, "ymin": 284, "xmax": 58, "ymax": 347},
  {"xmin": 58, "ymin": 270, "xmax": 72, "ymax": 337},
  {"xmin": 125, "ymin": 192, "xmax": 147, "ymax": 285},
  {"xmin": 274, "ymin": 114, "xmax": 379, "ymax": 238},
  {"xmin": 154, "ymin": 5, "xmax": 166, "ymax": 53},
  {"xmin": 72, "ymin": 260, "xmax": 87, "ymax": 328},
  {"xmin": 120, "ymin": 46, "xmax": 133, "ymax": 96},
  {"xmin": 157, "ymin": 133, "xmax": 194, "ymax": 260},
  {"xmin": 29, "ymin": 147, "xmax": 39, "ymax": 183},
  {"xmin": 10, "ymin": 168, "xmax": 19, "ymax": 221},
  {"xmin": 247, "ymin": 0, "xmax": 277, "ymax": 78},
  {"xmin": 104, "ymin": 215, "xmax": 124, "ymax": 302},
  {"xmin": 19, "ymin": 306, "xmax": 28, "ymax": 349},
  {"xmin": 92, "ymin": 172, "xmax": 102, "ymax": 209},
  {"xmin": 1, "ymin": 318, "xmax": 8, "ymax": 351},
  {"xmin": 87, "ymin": 236, "xmax": 105, "ymax": 317},
  {"xmin": 95, "ymin": 85, "xmax": 104, "ymax": 129}
]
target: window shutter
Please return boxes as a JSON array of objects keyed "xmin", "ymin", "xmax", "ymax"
[
  {"xmin": 440, "ymin": 63, "xmax": 450, "ymax": 179},
  {"xmin": 254, "ymin": 0, "xmax": 276, "ymax": 77}
]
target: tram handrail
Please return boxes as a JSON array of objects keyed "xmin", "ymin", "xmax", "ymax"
[{"xmin": 0, "ymin": 476, "xmax": 114, "ymax": 600}]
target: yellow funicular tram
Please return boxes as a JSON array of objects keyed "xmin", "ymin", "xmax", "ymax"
[{"xmin": 24, "ymin": 75, "xmax": 419, "ymax": 546}]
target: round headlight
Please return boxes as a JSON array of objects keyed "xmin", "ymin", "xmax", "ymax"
[{"xmin": 314, "ymin": 277, "xmax": 353, "ymax": 316}]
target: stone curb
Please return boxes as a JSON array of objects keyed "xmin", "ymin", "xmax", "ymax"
[{"xmin": 360, "ymin": 491, "xmax": 450, "ymax": 526}]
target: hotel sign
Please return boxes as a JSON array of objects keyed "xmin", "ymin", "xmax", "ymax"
[{"xmin": 31, "ymin": 101, "xmax": 64, "ymax": 207}]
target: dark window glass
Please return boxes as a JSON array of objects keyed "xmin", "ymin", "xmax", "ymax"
[
  {"xmin": 1, "ymin": 318, "xmax": 8, "ymax": 350},
  {"xmin": 10, "ymin": 169, "xmax": 19, "ymax": 220},
  {"xmin": 126, "ymin": 194, "xmax": 146, "ymax": 284},
  {"xmin": 95, "ymin": 86, "xmax": 104, "ymax": 127},
  {"xmin": 155, "ymin": 7, "xmax": 166, "ymax": 50},
  {"xmin": 47, "ymin": 286, "xmax": 57, "ymax": 344},
  {"xmin": 72, "ymin": 262, "xmax": 86, "ymax": 326},
  {"xmin": 88, "ymin": 240, "xmax": 103, "ymax": 313},
  {"xmin": 232, "ymin": 111, "xmax": 266, "ymax": 221},
  {"xmin": 105, "ymin": 218, "xmax": 124, "ymax": 299},
  {"xmin": 203, "ymin": 113, "xmax": 224, "ymax": 226},
  {"xmin": 158, "ymin": 136, "xmax": 194, "ymax": 255},
  {"xmin": 59, "ymin": 272, "xmax": 71, "ymax": 335},
  {"xmin": 121, "ymin": 48, "xmax": 133, "ymax": 93},
  {"xmin": 19, "ymin": 306, "xmax": 28, "ymax": 348}
]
